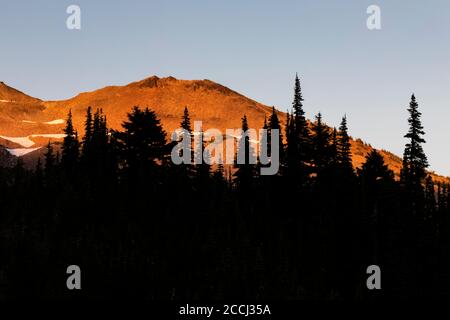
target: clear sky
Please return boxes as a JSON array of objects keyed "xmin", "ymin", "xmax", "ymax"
[{"xmin": 1, "ymin": 0, "xmax": 449, "ymax": 175}]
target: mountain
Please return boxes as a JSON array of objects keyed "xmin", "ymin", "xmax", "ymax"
[
  {"xmin": 42, "ymin": 76, "xmax": 274, "ymax": 136},
  {"xmin": 0, "ymin": 81, "xmax": 42, "ymax": 104},
  {"xmin": 0, "ymin": 76, "xmax": 447, "ymax": 182}
]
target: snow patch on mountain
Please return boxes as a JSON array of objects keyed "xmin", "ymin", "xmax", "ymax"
[
  {"xmin": 0, "ymin": 135, "xmax": 35, "ymax": 148},
  {"xmin": 22, "ymin": 119, "xmax": 64, "ymax": 125},
  {"xmin": 43, "ymin": 119, "xmax": 65, "ymax": 125},
  {"xmin": 6, "ymin": 147, "xmax": 41, "ymax": 157},
  {"xmin": 0, "ymin": 134, "xmax": 66, "ymax": 148}
]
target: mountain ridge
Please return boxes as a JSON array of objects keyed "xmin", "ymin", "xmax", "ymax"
[{"xmin": 0, "ymin": 76, "xmax": 447, "ymax": 183}]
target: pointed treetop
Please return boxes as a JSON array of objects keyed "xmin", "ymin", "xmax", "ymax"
[{"xmin": 180, "ymin": 106, "xmax": 192, "ymax": 133}]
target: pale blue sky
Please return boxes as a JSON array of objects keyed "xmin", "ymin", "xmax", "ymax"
[{"xmin": 0, "ymin": 0, "xmax": 449, "ymax": 175}]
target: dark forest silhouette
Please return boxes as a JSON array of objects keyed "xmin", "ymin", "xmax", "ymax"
[{"xmin": 1, "ymin": 76, "xmax": 449, "ymax": 300}]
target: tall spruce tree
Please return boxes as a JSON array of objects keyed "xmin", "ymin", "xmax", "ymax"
[
  {"xmin": 61, "ymin": 109, "xmax": 80, "ymax": 172},
  {"xmin": 286, "ymin": 74, "xmax": 310, "ymax": 183},
  {"xmin": 91, "ymin": 109, "xmax": 109, "ymax": 159},
  {"xmin": 181, "ymin": 106, "xmax": 192, "ymax": 133},
  {"xmin": 194, "ymin": 128, "xmax": 211, "ymax": 188},
  {"xmin": 311, "ymin": 112, "xmax": 332, "ymax": 174},
  {"xmin": 180, "ymin": 106, "xmax": 194, "ymax": 170},
  {"xmin": 337, "ymin": 115, "xmax": 353, "ymax": 175},
  {"xmin": 330, "ymin": 127, "xmax": 339, "ymax": 168},
  {"xmin": 81, "ymin": 106, "xmax": 93, "ymax": 161},
  {"xmin": 268, "ymin": 106, "xmax": 283, "ymax": 159},
  {"xmin": 401, "ymin": 94, "xmax": 429, "ymax": 188},
  {"xmin": 234, "ymin": 115, "xmax": 256, "ymax": 191}
]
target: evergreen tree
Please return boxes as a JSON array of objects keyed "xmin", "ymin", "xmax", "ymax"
[
  {"xmin": 194, "ymin": 128, "xmax": 211, "ymax": 188},
  {"xmin": 90, "ymin": 109, "xmax": 109, "ymax": 162},
  {"xmin": 292, "ymin": 74, "xmax": 309, "ymax": 146},
  {"xmin": 268, "ymin": 107, "xmax": 283, "ymax": 159},
  {"xmin": 181, "ymin": 106, "xmax": 192, "ymax": 133},
  {"xmin": 401, "ymin": 94, "xmax": 429, "ymax": 188},
  {"xmin": 115, "ymin": 106, "xmax": 169, "ymax": 180},
  {"xmin": 61, "ymin": 110, "xmax": 80, "ymax": 172},
  {"xmin": 311, "ymin": 112, "xmax": 332, "ymax": 174},
  {"xmin": 81, "ymin": 106, "xmax": 93, "ymax": 160},
  {"xmin": 213, "ymin": 160, "xmax": 225, "ymax": 184},
  {"xmin": 262, "ymin": 115, "xmax": 269, "ymax": 157},
  {"xmin": 330, "ymin": 127, "xmax": 339, "ymax": 168},
  {"xmin": 358, "ymin": 149, "xmax": 394, "ymax": 185},
  {"xmin": 179, "ymin": 106, "xmax": 194, "ymax": 170},
  {"xmin": 337, "ymin": 115, "xmax": 353, "ymax": 175},
  {"xmin": 234, "ymin": 115, "xmax": 256, "ymax": 192},
  {"xmin": 286, "ymin": 74, "xmax": 311, "ymax": 183}
]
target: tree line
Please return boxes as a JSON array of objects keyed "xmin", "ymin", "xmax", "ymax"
[{"xmin": 0, "ymin": 75, "xmax": 449, "ymax": 300}]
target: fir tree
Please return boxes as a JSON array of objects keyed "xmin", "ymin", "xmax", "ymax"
[
  {"xmin": 288, "ymin": 74, "xmax": 311, "ymax": 181},
  {"xmin": 234, "ymin": 115, "xmax": 256, "ymax": 191},
  {"xmin": 337, "ymin": 115, "xmax": 353, "ymax": 175},
  {"xmin": 194, "ymin": 128, "xmax": 211, "ymax": 188},
  {"xmin": 330, "ymin": 127, "xmax": 339, "ymax": 168},
  {"xmin": 181, "ymin": 106, "xmax": 192, "ymax": 133},
  {"xmin": 116, "ymin": 106, "xmax": 169, "ymax": 180},
  {"xmin": 179, "ymin": 106, "xmax": 194, "ymax": 169},
  {"xmin": 61, "ymin": 109, "xmax": 80, "ymax": 172},
  {"xmin": 268, "ymin": 107, "xmax": 283, "ymax": 159},
  {"xmin": 81, "ymin": 106, "xmax": 93, "ymax": 160},
  {"xmin": 401, "ymin": 94, "xmax": 429, "ymax": 188},
  {"xmin": 293, "ymin": 74, "xmax": 310, "ymax": 149},
  {"xmin": 213, "ymin": 159, "xmax": 225, "ymax": 184},
  {"xmin": 358, "ymin": 149, "xmax": 394, "ymax": 184},
  {"xmin": 311, "ymin": 112, "xmax": 331, "ymax": 174}
]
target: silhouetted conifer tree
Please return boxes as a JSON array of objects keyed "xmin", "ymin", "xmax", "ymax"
[
  {"xmin": 268, "ymin": 107, "xmax": 283, "ymax": 160},
  {"xmin": 61, "ymin": 110, "xmax": 80, "ymax": 172},
  {"xmin": 337, "ymin": 115, "xmax": 354, "ymax": 176},
  {"xmin": 311, "ymin": 112, "xmax": 332, "ymax": 175},
  {"xmin": 194, "ymin": 128, "xmax": 211, "ymax": 190},
  {"xmin": 181, "ymin": 106, "xmax": 192, "ymax": 132},
  {"xmin": 401, "ymin": 94, "xmax": 429, "ymax": 190},
  {"xmin": 115, "ymin": 106, "xmax": 169, "ymax": 184},
  {"xmin": 177, "ymin": 106, "xmax": 194, "ymax": 177},
  {"xmin": 358, "ymin": 150, "xmax": 394, "ymax": 184},
  {"xmin": 81, "ymin": 106, "xmax": 93, "ymax": 161},
  {"xmin": 285, "ymin": 74, "xmax": 311, "ymax": 184},
  {"xmin": 234, "ymin": 115, "xmax": 256, "ymax": 192}
]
